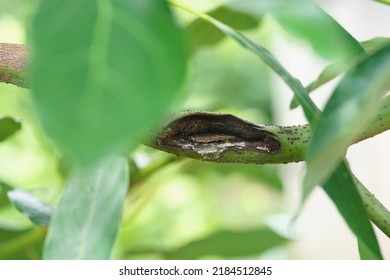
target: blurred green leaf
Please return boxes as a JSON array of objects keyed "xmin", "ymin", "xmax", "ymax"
[
  {"xmin": 7, "ymin": 189, "xmax": 52, "ymax": 227},
  {"xmin": 44, "ymin": 155, "xmax": 128, "ymax": 260},
  {"xmin": 186, "ymin": 161, "xmax": 283, "ymax": 191},
  {"xmin": 0, "ymin": 228, "xmax": 28, "ymax": 243},
  {"xmin": 323, "ymin": 163, "xmax": 383, "ymax": 260},
  {"xmin": 290, "ymin": 37, "xmax": 390, "ymax": 109},
  {"xmin": 217, "ymin": 0, "xmax": 364, "ymax": 60},
  {"xmin": 361, "ymin": 37, "xmax": 390, "ymax": 53},
  {"xmin": 172, "ymin": 2, "xmax": 320, "ymax": 121},
  {"xmin": 0, "ymin": 182, "xmax": 13, "ymax": 208},
  {"xmin": 270, "ymin": 0, "xmax": 364, "ymax": 60},
  {"xmin": 166, "ymin": 227, "xmax": 288, "ymax": 259},
  {"xmin": 31, "ymin": 0, "xmax": 186, "ymax": 162},
  {"xmin": 0, "ymin": 228, "xmax": 46, "ymax": 260},
  {"xmin": 358, "ymin": 240, "xmax": 381, "ymax": 260},
  {"xmin": 291, "ymin": 61, "xmax": 348, "ymax": 109},
  {"xmin": 0, "ymin": 116, "xmax": 21, "ymax": 142},
  {"xmin": 186, "ymin": 6, "xmax": 260, "ymax": 54},
  {"xmin": 0, "ymin": 0, "xmax": 37, "ymax": 19},
  {"xmin": 306, "ymin": 62, "xmax": 347, "ymax": 92},
  {"xmin": 373, "ymin": 0, "xmax": 390, "ymax": 6},
  {"xmin": 304, "ymin": 44, "xmax": 390, "ymax": 194}
]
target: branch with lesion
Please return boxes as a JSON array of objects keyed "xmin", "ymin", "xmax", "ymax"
[
  {"xmin": 1, "ymin": 42, "xmax": 390, "ymax": 238},
  {"xmin": 148, "ymin": 98, "xmax": 390, "ymax": 164},
  {"xmin": 1, "ymin": 42, "xmax": 390, "ymax": 165}
]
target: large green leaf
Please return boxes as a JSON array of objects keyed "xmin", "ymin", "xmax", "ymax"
[
  {"xmin": 7, "ymin": 189, "xmax": 52, "ymax": 227},
  {"xmin": 43, "ymin": 155, "xmax": 128, "ymax": 259},
  {"xmin": 186, "ymin": 5, "xmax": 260, "ymax": 54},
  {"xmin": 166, "ymin": 227, "xmax": 288, "ymax": 259},
  {"xmin": 0, "ymin": 117, "xmax": 21, "ymax": 142},
  {"xmin": 304, "ymin": 44, "xmax": 390, "ymax": 194},
  {"xmin": 31, "ymin": 0, "xmax": 186, "ymax": 162},
  {"xmin": 323, "ymin": 163, "xmax": 382, "ymax": 259}
]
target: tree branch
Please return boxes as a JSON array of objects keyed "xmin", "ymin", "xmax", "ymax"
[
  {"xmin": 147, "ymin": 97, "xmax": 390, "ymax": 164},
  {"xmin": 1, "ymin": 42, "xmax": 390, "ymax": 238},
  {"xmin": 1, "ymin": 43, "xmax": 389, "ymax": 159},
  {"xmin": 0, "ymin": 43, "xmax": 29, "ymax": 88}
]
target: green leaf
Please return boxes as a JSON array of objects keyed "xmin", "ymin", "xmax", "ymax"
[
  {"xmin": 304, "ymin": 44, "xmax": 390, "ymax": 193},
  {"xmin": 166, "ymin": 227, "xmax": 288, "ymax": 259},
  {"xmin": 43, "ymin": 154, "xmax": 128, "ymax": 260},
  {"xmin": 290, "ymin": 37, "xmax": 390, "ymax": 109},
  {"xmin": 171, "ymin": 2, "xmax": 320, "ymax": 122},
  {"xmin": 220, "ymin": 0, "xmax": 364, "ymax": 60},
  {"xmin": 31, "ymin": 0, "xmax": 186, "ymax": 162},
  {"xmin": 7, "ymin": 189, "xmax": 52, "ymax": 227},
  {"xmin": 323, "ymin": 162, "xmax": 382, "ymax": 260},
  {"xmin": 373, "ymin": 0, "xmax": 390, "ymax": 6},
  {"xmin": 0, "ymin": 182, "xmax": 13, "ymax": 208},
  {"xmin": 270, "ymin": 0, "xmax": 364, "ymax": 60},
  {"xmin": 186, "ymin": 5, "xmax": 260, "ymax": 54},
  {"xmin": 186, "ymin": 161, "xmax": 283, "ymax": 191},
  {"xmin": 0, "ymin": 228, "xmax": 28, "ymax": 243},
  {"xmin": 289, "ymin": 61, "xmax": 349, "ymax": 109},
  {"xmin": 0, "ymin": 116, "xmax": 21, "ymax": 142},
  {"xmin": 0, "ymin": 228, "xmax": 46, "ymax": 260},
  {"xmin": 361, "ymin": 37, "xmax": 390, "ymax": 53}
]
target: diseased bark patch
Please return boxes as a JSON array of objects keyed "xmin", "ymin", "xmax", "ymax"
[{"xmin": 157, "ymin": 112, "xmax": 281, "ymax": 159}]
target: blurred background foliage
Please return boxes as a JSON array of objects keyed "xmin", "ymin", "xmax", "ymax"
[{"xmin": 1, "ymin": 0, "xmax": 389, "ymax": 259}]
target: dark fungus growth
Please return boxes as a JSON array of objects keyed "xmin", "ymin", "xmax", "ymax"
[{"xmin": 157, "ymin": 112, "xmax": 281, "ymax": 155}]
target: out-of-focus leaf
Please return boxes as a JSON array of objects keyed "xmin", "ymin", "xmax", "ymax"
[
  {"xmin": 171, "ymin": 1, "xmax": 320, "ymax": 121},
  {"xmin": 304, "ymin": 44, "xmax": 390, "ymax": 194},
  {"xmin": 31, "ymin": 0, "xmax": 186, "ymax": 162},
  {"xmin": 186, "ymin": 161, "xmax": 283, "ymax": 191},
  {"xmin": 220, "ymin": 0, "xmax": 364, "ymax": 60},
  {"xmin": 7, "ymin": 189, "xmax": 52, "ymax": 227},
  {"xmin": 270, "ymin": 0, "xmax": 364, "ymax": 60},
  {"xmin": 0, "ymin": 228, "xmax": 28, "ymax": 243},
  {"xmin": 186, "ymin": 5, "xmax": 260, "ymax": 54},
  {"xmin": 0, "ymin": 0, "xmax": 37, "ymax": 19},
  {"xmin": 44, "ymin": 155, "xmax": 128, "ymax": 260},
  {"xmin": 166, "ymin": 227, "xmax": 288, "ymax": 259},
  {"xmin": 0, "ymin": 182, "xmax": 13, "ymax": 208},
  {"xmin": 0, "ymin": 228, "xmax": 46, "ymax": 260},
  {"xmin": 0, "ymin": 116, "xmax": 21, "ymax": 142},
  {"xmin": 362, "ymin": 37, "xmax": 390, "ymax": 53},
  {"xmin": 305, "ymin": 62, "xmax": 348, "ymax": 93},
  {"xmin": 323, "ymin": 162, "xmax": 382, "ymax": 260},
  {"xmin": 373, "ymin": 0, "xmax": 390, "ymax": 6},
  {"xmin": 290, "ymin": 37, "xmax": 390, "ymax": 109}
]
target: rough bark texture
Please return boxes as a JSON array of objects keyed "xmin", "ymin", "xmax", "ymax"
[{"xmin": 0, "ymin": 43, "xmax": 29, "ymax": 88}]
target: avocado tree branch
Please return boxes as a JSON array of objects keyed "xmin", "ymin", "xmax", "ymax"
[
  {"xmin": 1, "ymin": 42, "xmax": 390, "ymax": 238},
  {"xmin": 148, "ymin": 97, "xmax": 390, "ymax": 164},
  {"xmin": 146, "ymin": 105, "xmax": 390, "ymax": 237},
  {"xmin": 0, "ymin": 43, "xmax": 29, "ymax": 88}
]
